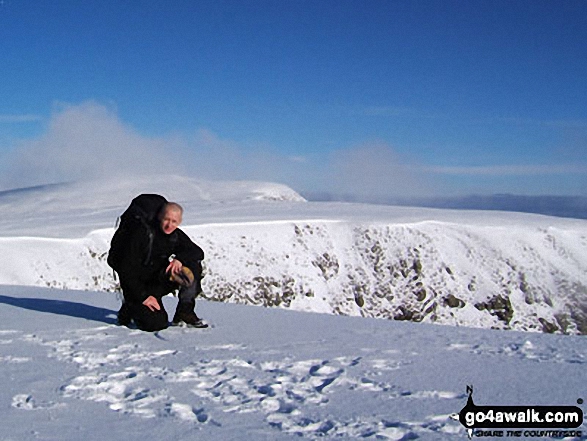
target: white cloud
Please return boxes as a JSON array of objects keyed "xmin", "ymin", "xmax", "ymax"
[
  {"xmin": 0, "ymin": 101, "xmax": 438, "ymax": 198},
  {"xmin": 0, "ymin": 103, "xmax": 313, "ymax": 192},
  {"xmin": 189, "ymin": 128, "xmax": 288, "ymax": 183},
  {"xmin": 317, "ymin": 141, "xmax": 436, "ymax": 198},
  {"xmin": 0, "ymin": 102, "xmax": 186, "ymax": 189},
  {"xmin": 16, "ymin": 100, "xmax": 580, "ymax": 199}
]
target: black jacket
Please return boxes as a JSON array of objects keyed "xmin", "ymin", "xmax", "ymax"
[{"xmin": 117, "ymin": 223, "xmax": 204, "ymax": 304}]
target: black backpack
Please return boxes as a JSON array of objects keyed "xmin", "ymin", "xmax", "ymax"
[{"xmin": 107, "ymin": 194, "xmax": 168, "ymax": 272}]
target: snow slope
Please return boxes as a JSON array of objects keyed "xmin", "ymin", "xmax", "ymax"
[
  {"xmin": 0, "ymin": 175, "xmax": 305, "ymax": 238},
  {"xmin": 1, "ymin": 176, "xmax": 586, "ymax": 440},
  {"xmin": 1, "ymin": 176, "xmax": 586, "ymax": 335},
  {"xmin": 1, "ymin": 285, "xmax": 585, "ymax": 441}
]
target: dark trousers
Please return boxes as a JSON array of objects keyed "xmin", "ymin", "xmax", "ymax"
[{"xmin": 121, "ymin": 278, "xmax": 199, "ymax": 332}]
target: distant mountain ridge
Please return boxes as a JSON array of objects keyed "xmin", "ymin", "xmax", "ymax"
[{"xmin": 304, "ymin": 192, "xmax": 587, "ymax": 220}]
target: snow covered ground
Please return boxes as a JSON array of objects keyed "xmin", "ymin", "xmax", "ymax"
[
  {"xmin": 0, "ymin": 175, "xmax": 586, "ymax": 440},
  {"xmin": 2, "ymin": 285, "xmax": 585, "ymax": 440}
]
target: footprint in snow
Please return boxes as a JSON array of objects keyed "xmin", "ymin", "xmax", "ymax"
[
  {"xmin": 12, "ymin": 394, "xmax": 63, "ymax": 411},
  {"xmin": 163, "ymin": 403, "xmax": 211, "ymax": 423}
]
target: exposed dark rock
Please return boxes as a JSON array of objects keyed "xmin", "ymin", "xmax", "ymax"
[
  {"xmin": 444, "ymin": 294, "xmax": 465, "ymax": 308},
  {"xmin": 355, "ymin": 295, "xmax": 365, "ymax": 308},
  {"xmin": 538, "ymin": 318, "xmax": 558, "ymax": 334},
  {"xmin": 413, "ymin": 259, "xmax": 422, "ymax": 275},
  {"xmin": 394, "ymin": 306, "xmax": 414, "ymax": 321},
  {"xmin": 474, "ymin": 295, "xmax": 514, "ymax": 325}
]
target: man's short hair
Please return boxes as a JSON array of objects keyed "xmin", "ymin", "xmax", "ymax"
[{"xmin": 160, "ymin": 202, "xmax": 184, "ymax": 218}]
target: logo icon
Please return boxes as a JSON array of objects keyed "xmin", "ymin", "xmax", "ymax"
[{"xmin": 457, "ymin": 385, "xmax": 583, "ymax": 438}]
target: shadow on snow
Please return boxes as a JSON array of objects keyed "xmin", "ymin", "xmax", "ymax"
[{"xmin": 0, "ymin": 294, "xmax": 117, "ymax": 325}]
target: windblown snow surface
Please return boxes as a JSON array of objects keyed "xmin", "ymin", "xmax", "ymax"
[{"xmin": 1, "ymin": 176, "xmax": 586, "ymax": 440}]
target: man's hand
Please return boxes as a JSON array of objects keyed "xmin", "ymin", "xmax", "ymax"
[
  {"xmin": 142, "ymin": 295, "xmax": 161, "ymax": 311},
  {"xmin": 166, "ymin": 258, "xmax": 183, "ymax": 276}
]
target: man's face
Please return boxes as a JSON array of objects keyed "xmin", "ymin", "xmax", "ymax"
[{"xmin": 160, "ymin": 208, "xmax": 182, "ymax": 235}]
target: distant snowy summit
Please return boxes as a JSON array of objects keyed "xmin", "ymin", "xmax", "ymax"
[
  {"xmin": 0, "ymin": 174, "xmax": 306, "ymax": 207},
  {"xmin": 0, "ymin": 175, "xmax": 306, "ymax": 237}
]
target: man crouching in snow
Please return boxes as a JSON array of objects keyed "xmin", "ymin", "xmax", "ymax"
[{"xmin": 113, "ymin": 202, "xmax": 207, "ymax": 331}]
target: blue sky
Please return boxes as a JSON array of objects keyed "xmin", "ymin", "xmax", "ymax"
[{"xmin": 1, "ymin": 0, "xmax": 586, "ymax": 197}]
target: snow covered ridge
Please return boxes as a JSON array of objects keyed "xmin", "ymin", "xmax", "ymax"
[
  {"xmin": 1, "ymin": 175, "xmax": 586, "ymax": 335},
  {"xmin": 198, "ymin": 220, "xmax": 587, "ymax": 335},
  {"xmin": 2, "ymin": 217, "xmax": 586, "ymax": 335}
]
